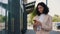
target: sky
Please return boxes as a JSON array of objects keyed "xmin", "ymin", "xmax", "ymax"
[{"xmin": 0, "ymin": 0, "xmax": 60, "ymax": 16}]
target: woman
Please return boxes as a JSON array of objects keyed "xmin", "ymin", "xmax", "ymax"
[{"xmin": 33, "ymin": 2, "xmax": 52, "ymax": 34}]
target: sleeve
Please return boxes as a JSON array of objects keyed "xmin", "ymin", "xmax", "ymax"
[
  {"xmin": 33, "ymin": 16, "xmax": 38, "ymax": 31},
  {"xmin": 41, "ymin": 16, "xmax": 52, "ymax": 31}
]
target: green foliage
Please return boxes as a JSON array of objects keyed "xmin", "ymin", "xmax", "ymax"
[
  {"xmin": 0, "ymin": 15, "xmax": 5, "ymax": 23},
  {"xmin": 52, "ymin": 15, "xmax": 60, "ymax": 22},
  {"xmin": 29, "ymin": 8, "xmax": 37, "ymax": 24}
]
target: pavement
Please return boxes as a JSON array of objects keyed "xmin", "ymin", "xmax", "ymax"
[
  {"xmin": 0, "ymin": 23, "xmax": 60, "ymax": 34},
  {"xmin": 25, "ymin": 29, "xmax": 60, "ymax": 34},
  {"xmin": 25, "ymin": 25, "xmax": 60, "ymax": 34}
]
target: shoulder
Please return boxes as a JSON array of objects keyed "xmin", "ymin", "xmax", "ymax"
[
  {"xmin": 46, "ymin": 14, "xmax": 52, "ymax": 18},
  {"xmin": 47, "ymin": 14, "xmax": 52, "ymax": 19},
  {"xmin": 44, "ymin": 14, "xmax": 52, "ymax": 20},
  {"xmin": 48, "ymin": 14, "xmax": 52, "ymax": 17}
]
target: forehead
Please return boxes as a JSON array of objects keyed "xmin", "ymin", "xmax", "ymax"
[{"xmin": 38, "ymin": 5, "xmax": 43, "ymax": 8}]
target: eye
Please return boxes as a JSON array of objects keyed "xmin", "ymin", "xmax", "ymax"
[{"xmin": 38, "ymin": 6, "xmax": 44, "ymax": 9}]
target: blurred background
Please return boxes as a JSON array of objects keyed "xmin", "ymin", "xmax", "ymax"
[{"xmin": 0, "ymin": 0, "xmax": 60, "ymax": 34}]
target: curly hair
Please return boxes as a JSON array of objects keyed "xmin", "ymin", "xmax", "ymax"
[{"xmin": 36, "ymin": 2, "xmax": 49, "ymax": 16}]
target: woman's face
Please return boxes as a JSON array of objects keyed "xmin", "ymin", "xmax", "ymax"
[{"xmin": 38, "ymin": 5, "xmax": 44, "ymax": 13}]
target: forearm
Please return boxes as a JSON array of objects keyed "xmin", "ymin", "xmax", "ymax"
[
  {"xmin": 41, "ymin": 23, "xmax": 52, "ymax": 31},
  {"xmin": 41, "ymin": 16, "xmax": 52, "ymax": 31},
  {"xmin": 35, "ymin": 19, "xmax": 52, "ymax": 31}
]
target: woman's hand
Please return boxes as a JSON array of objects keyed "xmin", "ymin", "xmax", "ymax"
[
  {"xmin": 34, "ymin": 18, "xmax": 42, "ymax": 26},
  {"xmin": 33, "ymin": 20, "xmax": 37, "ymax": 31},
  {"xmin": 33, "ymin": 20, "xmax": 42, "ymax": 31},
  {"xmin": 33, "ymin": 16, "xmax": 42, "ymax": 31}
]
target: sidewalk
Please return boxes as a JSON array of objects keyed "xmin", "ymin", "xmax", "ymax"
[
  {"xmin": 25, "ymin": 25, "xmax": 60, "ymax": 34},
  {"xmin": 25, "ymin": 29, "xmax": 60, "ymax": 34}
]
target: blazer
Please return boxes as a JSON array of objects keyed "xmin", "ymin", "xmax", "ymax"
[{"xmin": 33, "ymin": 14, "xmax": 52, "ymax": 34}]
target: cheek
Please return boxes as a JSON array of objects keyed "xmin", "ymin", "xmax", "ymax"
[
  {"xmin": 38, "ymin": 8, "xmax": 44, "ymax": 12},
  {"xmin": 38, "ymin": 8, "xmax": 44, "ymax": 13},
  {"xmin": 38, "ymin": 9, "xmax": 40, "ymax": 11},
  {"xmin": 40, "ymin": 8, "xmax": 44, "ymax": 11}
]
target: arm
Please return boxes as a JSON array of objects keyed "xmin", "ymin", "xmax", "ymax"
[
  {"xmin": 36, "ymin": 15, "xmax": 52, "ymax": 31},
  {"xmin": 33, "ymin": 15, "xmax": 42, "ymax": 31},
  {"xmin": 33, "ymin": 16, "xmax": 38, "ymax": 31},
  {"xmin": 33, "ymin": 20, "xmax": 42, "ymax": 31},
  {"xmin": 41, "ymin": 16, "xmax": 52, "ymax": 31}
]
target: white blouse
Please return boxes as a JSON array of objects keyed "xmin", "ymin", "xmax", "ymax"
[
  {"xmin": 38, "ymin": 14, "xmax": 46, "ymax": 23},
  {"xmin": 37, "ymin": 14, "xmax": 46, "ymax": 31}
]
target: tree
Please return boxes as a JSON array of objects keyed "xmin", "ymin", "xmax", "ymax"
[
  {"xmin": 0, "ymin": 15, "xmax": 5, "ymax": 23},
  {"xmin": 52, "ymin": 14, "xmax": 60, "ymax": 22},
  {"xmin": 29, "ymin": 8, "xmax": 36, "ymax": 24}
]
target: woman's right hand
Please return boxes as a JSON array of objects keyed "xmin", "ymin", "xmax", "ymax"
[
  {"xmin": 34, "ymin": 18, "xmax": 42, "ymax": 26},
  {"xmin": 33, "ymin": 20, "xmax": 42, "ymax": 29},
  {"xmin": 33, "ymin": 20, "xmax": 42, "ymax": 31}
]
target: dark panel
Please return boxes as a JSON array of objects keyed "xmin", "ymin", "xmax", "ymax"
[{"xmin": 8, "ymin": 0, "xmax": 20, "ymax": 34}]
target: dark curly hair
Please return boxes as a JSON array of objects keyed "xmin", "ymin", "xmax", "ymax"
[{"xmin": 36, "ymin": 2, "xmax": 49, "ymax": 16}]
